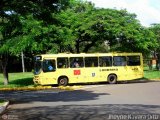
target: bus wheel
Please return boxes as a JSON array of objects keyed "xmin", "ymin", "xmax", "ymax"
[
  {"xmin": 107, "ymin": 74, "xmax": 117, "ymax": 84},
  {"xmin": 58, "ymin": 77, "xmax": 68, "ymax": 86}
]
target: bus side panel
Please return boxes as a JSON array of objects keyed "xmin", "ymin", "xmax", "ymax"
[
  {"xmin": 125, "ymin": 54, "xmax": 144, "ymax": 80},
  {"xmin": 99, "ymin": 67, "xmax": 128, "ymax": 81},
  {"xmin": 38, "ymin": 72, "xmax": 57, "ymax": 85},
  {"xmin": 57, "ymin": 68, "xmax": 89, "ymax": 84},
  {"xmin": 125, "ymin": 66, "xmax": 144, "ymax": 80},
  {"xmin": 112, "ymin": 66, "xmax": 128, "ymax": 81},
  {"xmin": 85, "ymin": 68, "xmax": 100, "ymax": 82},
  {"xmin": 71, "ymin": 68, "xmax": 89, "ymax": 83}
]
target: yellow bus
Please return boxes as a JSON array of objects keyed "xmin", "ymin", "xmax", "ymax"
[{"xmin": 33, "ymin": 53, "xmax": 143, "ymax": 86}]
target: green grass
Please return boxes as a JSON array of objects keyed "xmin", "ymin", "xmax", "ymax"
[
  {"xmin": 143, "ymin": 66, "xmax": 160, "ymax": 79},
  {"xmin": 144, "ymin": 70, "xmax": 160, "ymax": 79},
  {"xmin": 0, "ymin": 72, "xmax": 34, "ymax": 88}
]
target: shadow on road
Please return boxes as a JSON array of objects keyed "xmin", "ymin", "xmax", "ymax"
[
  {"xmin": 2, "ymin": 104, "xmax": 160, "ymax": 120},
  {"xmin": 0, "ymin": 90, "xmax": 110, "ymax": 104},
  {"xmin": 69, "ymin": 78, "xmax": 159, "ymax": 86}
]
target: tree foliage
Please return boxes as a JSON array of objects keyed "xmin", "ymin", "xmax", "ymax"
[
  {"xmin": 56, "ymin": 1, "xmax": 157, "ymax": 54},
  {"xmin": 149, "ymin": 24, "xmax": 160, "ymax": 52}
]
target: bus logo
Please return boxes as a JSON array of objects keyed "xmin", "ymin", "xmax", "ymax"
[
  {"xmin": 74, "ymin": 70, "xmax": 81, "ymax": 75},
  {"xmin": 92, "ymin": 73, "xmax": 95, "ymax": 77}
]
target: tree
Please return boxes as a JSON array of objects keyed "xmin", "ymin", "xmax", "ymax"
[
  {"xmin": 149, "ymin": 24, "xmax": 160, "ymax": 70},
  {"xmin": 0, "ymin": 0, "xmax": 71, "ymax": 85},
  {"xmin": 0, "ymin": 10, "xmax": 20, "ymax": 85}
]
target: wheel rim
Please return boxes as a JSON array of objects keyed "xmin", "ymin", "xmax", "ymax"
[
  {"xmin": 60, "ymin": 79, "xmax": 65, "ymax": 85},
  {"xmin": 108, "ymin": 75, "xmax": 117, "ymax": 84},
  {"xmin": 110, "ymin": 76, "xmax": 115, "ymax": 82}
]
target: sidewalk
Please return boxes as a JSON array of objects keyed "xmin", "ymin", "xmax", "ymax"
[{"xmin": 0, "ymin": 100, "xmax": 9, "ymax": 115}]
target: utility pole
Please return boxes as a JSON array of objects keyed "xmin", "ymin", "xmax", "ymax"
[{"xmin": 21, "ymin": 51, "xmax": 25, "ymax": 73}]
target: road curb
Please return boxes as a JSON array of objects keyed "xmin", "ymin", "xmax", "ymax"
[
  {"xmin": 0, "ymin": 100, "xmax": 9, "ymax": 115},
  {"xmin": 58, "ymin": 86, "xmax": 82, "ymax": 90},
  {"xmin": 0, "ymin": 86, "xmax": 52, "ymax": 91},
  {"xmin": 0, "ymin": 85, "xmax": 83, "ymax": 91},
  {"xmin": 149, "ymin": 79, "xmax": 160, "ymax": 81}
]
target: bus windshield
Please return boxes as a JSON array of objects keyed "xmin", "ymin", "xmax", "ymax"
[{"xmin": 34, "ymin": 61, "xmax": 42, "ymax": 75}]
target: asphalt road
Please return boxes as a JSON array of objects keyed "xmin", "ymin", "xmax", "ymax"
[{"xmin": 1, "ymin": 81, "xmax": 160, "ymax": 120}]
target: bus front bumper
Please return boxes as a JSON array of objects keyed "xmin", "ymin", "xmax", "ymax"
[{"xmin": 33, "ymin": 76, "xmax": 41, "ymax": 85}]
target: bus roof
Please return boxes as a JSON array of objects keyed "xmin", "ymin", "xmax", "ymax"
[{"xmin": 37, "ymin": 52, "xmax": 142, "ymax": 58}]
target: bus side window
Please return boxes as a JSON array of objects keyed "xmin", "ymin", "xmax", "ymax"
[
  {"xmin": 57, "ymin": 57, "xmax": 69, "ymax": 68},
  {"xmin": 99, "ymin": 56, "xmax": 112, "ymax": 67},
  {"xmin": 113, "ymin": 56, "xmax": 126, "ymax": 66},
  {"xmin": 70, "ymin": 57, "xmax": 84, "ymax": 68},
  {"xmin": 85, "ymin": 57, "xmax": 98, "ymax": 67}
]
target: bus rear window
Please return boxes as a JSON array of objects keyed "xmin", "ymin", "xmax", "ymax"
[{"xmin": 127, "ymin": 56, "xmax": 140, "ymax": 66}]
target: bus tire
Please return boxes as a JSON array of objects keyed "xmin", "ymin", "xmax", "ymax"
[
  {"xmin": 58, "ymin": 76, "xmax": 68, "ymax": 86},
  {"xmin": 107, "ymin": 74, "xmax": 117, "ymax": 84}
]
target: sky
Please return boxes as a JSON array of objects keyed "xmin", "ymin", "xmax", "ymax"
[{"xmin": 87, "ymin": 0, "xmax": 160, "ymax": 27}]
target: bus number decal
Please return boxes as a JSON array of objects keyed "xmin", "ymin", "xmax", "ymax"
[
  {"xmin": 101, "ymin": 69, "xmax": 118, "ymax": 71},
  {"xmin": 74, "ymin": 70, "xmax": 81, "ymax": 75},
  {"xmin": 132, "ymin": 68, "xmax": 138, "ymax": 71}
]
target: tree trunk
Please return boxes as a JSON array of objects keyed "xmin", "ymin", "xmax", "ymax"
[
  {"xmin": 83, "ymin": 41, "xmax": 95, "ymax": 53},
  {"xmin": 1, "ymin": 53, "xmax": 9, "ymax": 85},
  {"xmin": 2, "ymin": 65, "xmax": 9, "ymax": 85},
  {"xmin": 75, "ymin": 39, "xmax": 80, "ymax": 53}
]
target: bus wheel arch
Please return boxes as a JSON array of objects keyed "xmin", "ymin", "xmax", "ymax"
[
  {"xmin": 58, "ymin": 76, "xmax": 69, "ymax": 86},
  {"xmin": 107, "ymin": 74, "xmax": 117, "ymax": 84}
]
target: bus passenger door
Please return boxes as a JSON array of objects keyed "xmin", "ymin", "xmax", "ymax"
[{"xmin": 84, "ymin": 57, "xmax": 99, "ymax": 82}]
